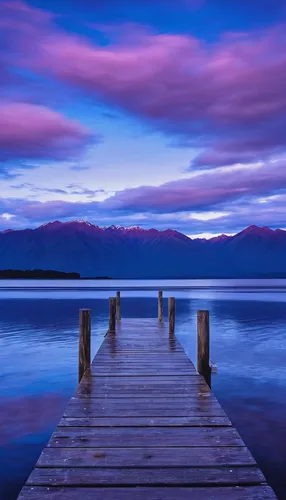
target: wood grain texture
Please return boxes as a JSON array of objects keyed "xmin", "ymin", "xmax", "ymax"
[
  {"xmin": 37, "ymin": 446, "xmax": 254, "ymax": 467},
  {"xmin": 197, "ymin": 310, "xmax": 211, "ymax": 387},
  {"xmin": 64, "ymin": 398, "xmax": 225, "ymax": 418},
  {"xmin": 78, "ymin": 309, "xmax": 91, "ymax": 383},
  {"xmin": 168, "ymin": 297, "xmax": 175, "ymax": 334},
  {"xmin": 16, "ymin": 317, "xmax": 277, "ymax": 500},
  {"xmin": 47, "ymin": 426, "xmax": 244, "ymax": 447},
  {"xmin": 116, "ymin": 291, "xmax": 121, "ymax": 321},
  {"xmin": 108, "ymin": 297, "xmax": 116, "ymax": 332},
  {"xmin": 18, "ymin": 486, "xmax": 278, "ymax": 500},
  {"xmin": 58, "ymin": 416, "xmax": 232, "ymax": 427},
  {"xmin": 27, "ymin": 466, "xmax": 266, "ymax": 486},
  {"xmin": 158, "ymin": 290, "xmax": 163, "ymax": 322}
]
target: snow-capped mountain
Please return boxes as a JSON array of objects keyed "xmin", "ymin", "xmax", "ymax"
[{"xmin": 0, "ymin": 221, "xmax": 286, "ymax": 278}]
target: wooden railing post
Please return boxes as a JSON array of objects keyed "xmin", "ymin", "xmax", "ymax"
[
  {"xmin": 158, "ymin": 290, "xmax": 163, "ymax": 322},
  {"xmin": 78, "ymin": 309, "xmax": 91, "ymax": 383},
  {"xmin": 116, "ymin": 291, "xmax": 121, "ymax": 321},
  {"xmin": 109, "ymin": 297, "xmax": 116, "ymax": 332},
  {"xmin": 168, "ymin": 297, "xmax": 175, "ymax": 334},
  {"xmin": 197, "ymin": 310, "xmax": 211, "ymax": 387}
]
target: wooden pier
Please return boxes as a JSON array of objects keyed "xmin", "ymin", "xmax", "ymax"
[{"xmin": 18, "ymin": 293, "xmax": 277, "ymax": 499}]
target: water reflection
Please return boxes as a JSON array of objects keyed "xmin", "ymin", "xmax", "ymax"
[{"xmin": 0, "ymin": 290, "xmax": 286, "ymax": 498}]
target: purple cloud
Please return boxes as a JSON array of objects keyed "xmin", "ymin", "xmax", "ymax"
[
  {"xmin": 2, "ymin": 2, "xmax": 286, "ymax": 168},
  {"xmin": 100, "ymin": 160, "xmax": 286, "ymax": 213},
  {"xmin": 0, "ymin": 102, "xmax": 94, "ymax": 162},
  {"xmin": 1, "ymin": 192, "xmax": 286, "ymax": 235},
  {"xmin": 1, "ymin": 158, "xmax": 286, "ymax": 234}
]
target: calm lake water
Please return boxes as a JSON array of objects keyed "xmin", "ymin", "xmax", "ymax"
[{"xmin": 0, "ymin": 279, "xmax": 286, "ymax": 499}]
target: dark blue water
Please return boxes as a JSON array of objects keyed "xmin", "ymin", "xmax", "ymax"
[{"xmin": 0, "ymin": 281, "xmax": 286, "ymax": 499}]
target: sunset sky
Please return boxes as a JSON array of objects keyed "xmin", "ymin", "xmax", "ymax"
[{"xmin": 1, "ymin": 0, "xmax": 286, "ymax": 237}]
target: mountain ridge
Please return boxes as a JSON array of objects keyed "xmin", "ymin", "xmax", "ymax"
[
  {"xmin": 0, "ymin": 221, "xmax": 285, "ymax": 278},
  {"xmin": 1, "ymin": 220, "xmax": 284, "ymax": 239}
]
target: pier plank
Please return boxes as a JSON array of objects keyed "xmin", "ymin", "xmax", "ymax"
[
  {"xmin": 18, "ymin": 486, "xmax": 278, "ymax": 500},
  {"xmin": 37, "ymin": 446, "xmax": 255, "ymax": 467},
  {"xmin": 58, "ymin": 415, "xmax": 232, "ymax": 426},
  {"xmin": 48, "ymin": 426, "xmax": 244, "ymax": 447},
  {"xmin": 27, "ymin": 466, "xmax": 266, "ymax": 486},
  {"xmin": 17, "ymin": 317, "xmax": 277, "ymax": 499}
]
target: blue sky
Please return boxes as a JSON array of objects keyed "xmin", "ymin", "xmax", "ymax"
[{"xmin": 1, "ymin": 0, "xmax": 286, "ymax": 237}]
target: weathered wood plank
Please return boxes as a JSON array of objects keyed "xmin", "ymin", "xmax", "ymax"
[
  {"xmin": 77, "ymin": 382, "xmax": 207, "ymax": 389},
  {"xmin": 18, "ymin": 486, "xmax": 278, "ymax": 500},
  {"xmin": 98, "ymin": 346, "xmax": 184, "ymax": 350},
  {"xmin": 58, "ymin": 416, "xmax": 232, "ymax": 427},
  {"xmin": 64, "ymin": 405, "xmax": 227, "ymax": 418},
  {"xmin": 91, "ymin": 369, "xmax": 196, "ymax": 376},
  {"xmin": 90, "ymin": 368, "xmax": 197, "ymax": 375},
  {"xmin": 96, "ymin": 356, "xmax": 187, "ymax": 359},
  {"xmin": 68, "ymin": 396, "xmax": 222, "ymax": 406},
  {"xmin": 168, "ymin": 297, "xmax": 175, "ymax": 334},
  {"xmin": 158, "ymin": 290, "xmax": 163, "ymax": 322},
  {"xmin": 74, "ymin": 392, "xmax": 215, "ymax": 399},
  {"xmin": 116, "ymin": 291, "xmax": 121, "ymax": 320},
  {"xmin": 27, "ymin": 466, "xmax": 266, "ymax": 486},
  {"xmin": 90, "ymin": 368, "xmax": 195, "ymax": 374},
  {"xmin": 75, "ymin": 381, "xmax": 211, "ymax": 396},
  {"xmin": 77, "ymin": 376, "xmax": 206, "ymax": 389},
  {"xmin": 99, "ymin": 348, "xmax": 185, "ymax": 352},
  {"xmin": 79, "ymin": 375, "xmax": 204, "ymax": 382},
  {"xmin": 17, "ymin": 316, "xmax": 277, "ymax": 500},
  {"xmin": 108, "ymin": 297, "xmax": 116, "ymax": 332},
  {"xmin": 80, "ymin": 376, "xmax": 199, "ymax": 383},
  {"xmin": 37, "ymin": 446, "xmax": 255, "ymax": 467},
  {"xmin": 197, "ymin": 310, "xmax": 211, "ymax": 386},
  {"xmin": 91, "ymin": 359, "xmax": 194, "ymax": 364},
  {"xmin": 48, "ymin": 426, "xmax": 244, "ymax": 447},
  {"xmin": 78, "ymin": 309, "xmax": 91, "ymax": 383},
  {"xmin": 98, "ymin": 352, "xmax": 185, "ymax": 360},
  {"xmin": 98, "ymin": 342, "xmax": 184, "ymax": 347}
]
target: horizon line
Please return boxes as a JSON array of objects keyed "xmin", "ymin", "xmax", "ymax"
[{"xmin": 1, "ymin": 220, "xmax": 286, "ymax": 240}]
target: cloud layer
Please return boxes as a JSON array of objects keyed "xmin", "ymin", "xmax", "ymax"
[
  {"xmin": 2, "ymin": 159, "xmax": 286, "ymax": 234},
  {"xmin": 18, "ymin": 18, "xmax": 286, "ymax": 168},
  {"xmin": 2, "ymin": 2, "xmax": 286, "ymax": 169},
  {"xmin": 0, "ymin": 102, "xmax": 93, "ymax": 163},
  {"xmin": 1, "ymin": 2, "xmax": 286, "ymax": 236},
  {"xmin": 100, "ymin": 161, "xmax": 286, "ymax": 213}
]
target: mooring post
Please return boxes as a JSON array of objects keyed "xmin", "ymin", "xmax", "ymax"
[
  {"xmin": 197, "ymin": 310, "xmax": 211, "ymax": 387},
  {"xmin": 158, "ymin": 290, "xmax": 163, "ymax": 322},
  {"xmin": 168, "ymin": 297, "xmax": 175, "ymax": 334},
  {"xmin": 116, "ymin": 291, "xmax": 121, "ymax": 321},
  {"xmin": 78, "ymin": 309, "xmax": 91, "ymax": 383},
  {"xmin": 109, "ymin": 297, "xmax": 116, "ymax": 332}
]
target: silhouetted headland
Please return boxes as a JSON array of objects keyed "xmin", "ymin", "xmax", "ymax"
[
  {"xmin": 0, "ymin": 270, "xmax": 80, "ymax": 279},
  {"xmin": 0, "ymin": 270, "xmax": 114, "ymax": 279}
]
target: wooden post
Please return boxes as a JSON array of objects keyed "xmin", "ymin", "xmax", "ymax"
[
  {"xmin": 78, "ymin": 309, "xmax": 91, "ymax": 383},
  {"xmin": 158, "ymin": 290, "xmax": 163, "ymax": 322},
  {"xmin": 168, "ymin": 297, "xmax": 175, "ymax": 334},
  {"xmin": 197, "ymin": 310, "xmax": 211, "ymax": 387},
  {"xmin": 109, "ymin": 297, "xmax": 116, "ymax": 332},
  {"xmin": 116, "ymin": 291, "xmax": 121, "ymax": 321}
]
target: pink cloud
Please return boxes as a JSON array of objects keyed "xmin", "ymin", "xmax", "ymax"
[
  {"xmin": 2, "ymin": 159, "xmax": 286, "ymax": 232},
  {"xmin": 34, "ymin": 24, "xmax": 286, "ymax": 166},
  {"xmin": 5, "ymin": 159, "xmax": 285, "ymax": 221},
  {"xmin": 2, "ymin": 2, "xmax": 286, "ymax": 167},
  {"xmin": 0, "ymin": 102, "xmax": 94, "ymax": 161},
  {"xmin": 101, "ymin": 160, "xmax": 286, "ymax": 212}
]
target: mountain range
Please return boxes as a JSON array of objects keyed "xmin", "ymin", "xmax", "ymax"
[{"xmin": 1, "ymin": 220, "xmax": 286, "ymax": 278}]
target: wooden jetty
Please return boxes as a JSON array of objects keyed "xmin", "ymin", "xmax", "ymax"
[{"xmin": 18, "ymin": 292, "xmax": 277, "ymax": 499}]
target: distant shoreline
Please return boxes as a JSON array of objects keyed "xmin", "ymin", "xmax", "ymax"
[
  {"xmin": 0, "ymin": 270, "xmax": 106, "ymax": 279},
  {"xmin": 1, "ymin": 270, "xmax": 286, "ymax": 280},
  {"xmin": 0, "ymin": 272, "xmax": 112, "ymax": 279}
]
